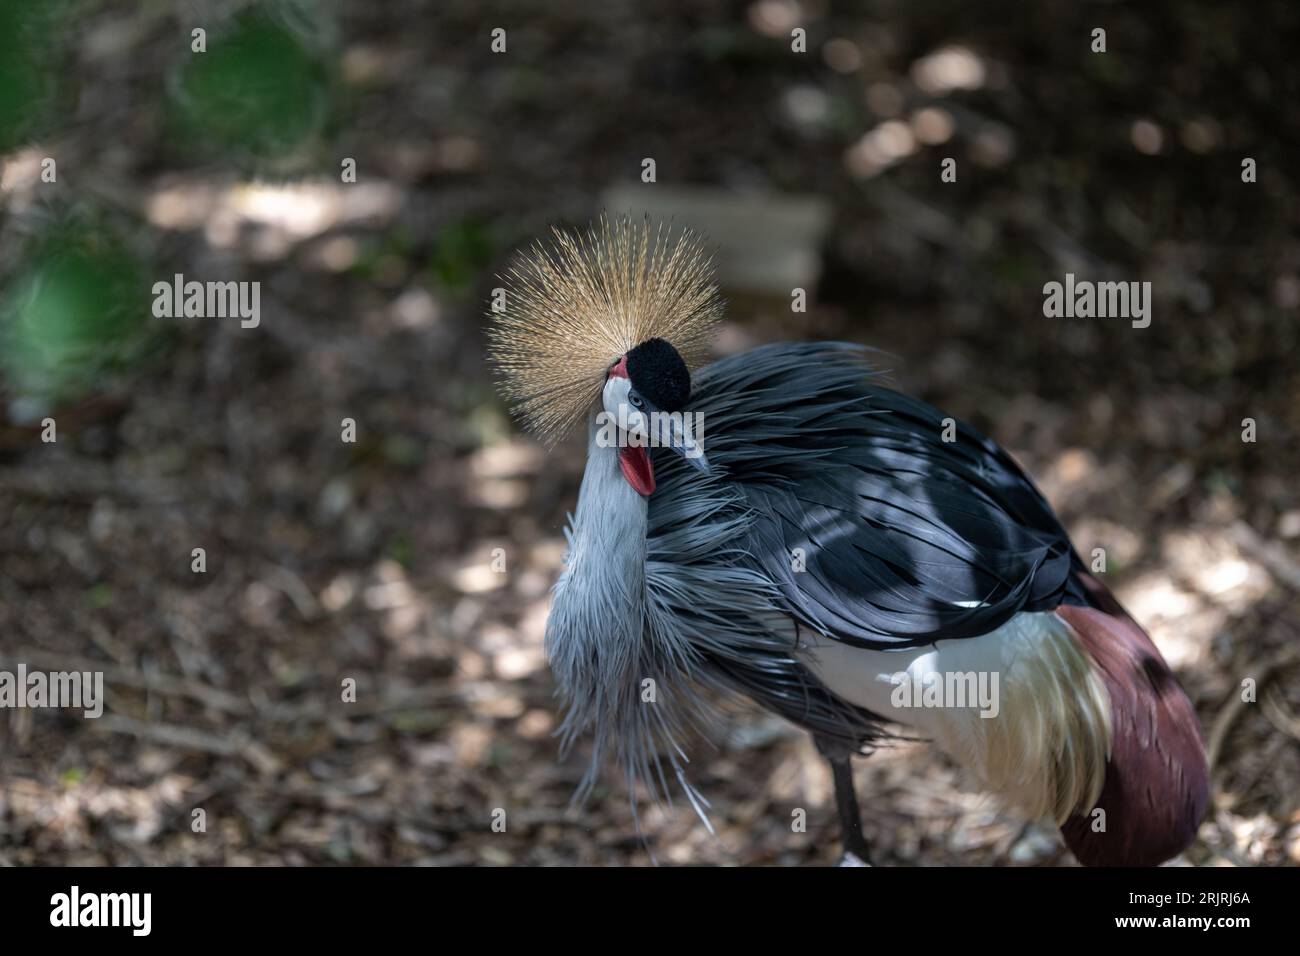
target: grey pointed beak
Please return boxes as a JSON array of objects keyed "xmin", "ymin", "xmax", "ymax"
[
  {"xmin": 647, "ymin": 401, "xmax": 709, "ymax": 475},
  {"xmin": 671, "ymin": 429, "xmax": 710, "ymax": 474},
  {"xmin": 673, "ymin": 443, "xmax": 710, "ymax": 474}
]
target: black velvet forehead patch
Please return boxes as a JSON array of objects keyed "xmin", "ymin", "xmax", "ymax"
[{"xmin": 626, "ymin": 337, "xmax": 691, "ymax": 411}]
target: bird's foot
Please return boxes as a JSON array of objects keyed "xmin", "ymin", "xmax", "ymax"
[{"xmin": 837, "ymin": 851, "xmax": 871, "ymax": 867}]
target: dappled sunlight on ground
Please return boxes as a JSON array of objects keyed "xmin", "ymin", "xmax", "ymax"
[{"xmin": 2, "ymin": 0, "xmax": 1297, "ymax": 868}]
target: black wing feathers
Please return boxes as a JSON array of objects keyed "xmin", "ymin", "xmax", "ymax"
[{"xmin": 685, "ymin": 342, "xmax": 1081, "ymax": 650}]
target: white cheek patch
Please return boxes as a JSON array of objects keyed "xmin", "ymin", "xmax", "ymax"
[
  {"xmin": 602, "ymin": 377, "xmax": 648, "ymax": 437},
  {"xmin": 603, "ymin": 376, "xmax": 630, "ymax": 416}
]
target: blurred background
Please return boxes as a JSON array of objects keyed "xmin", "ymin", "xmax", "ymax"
[{"xmin": 1, "ymin": 0, "xmax": 1297, "ymax": 866}]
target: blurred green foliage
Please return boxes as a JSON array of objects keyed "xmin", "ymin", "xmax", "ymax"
[
  {"xmin": 168, "ymin": 2, "xmax": 337, "ymax": 166},
  {"xmin": 85, "ymin": 582, "xmax": 114, "ymax": 609},
  {"xmin": 0, "ymin": 0, "xmax": 77, "ymax": 152},
  {"xmin": 0, "ymin": 221, "xmax": 156, "ymax": 407},
  {"xmin": 349, "ymin": 229, "xmax": 418, "ymax": 282},
  {"xmin": 385, "ymin": 532, "xmax": 415, "ymax": 570},
  {"xmin": 59, "ymin": 767, "xmax": 86, "ymax": 787},
  {"xmin": 427, "ymin": 219, "xmax": 496, "ymax": 295}
]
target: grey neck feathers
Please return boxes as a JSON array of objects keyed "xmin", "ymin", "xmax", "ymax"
[
  {"xmin": 565, "ymin": 412, "xmax": 649, "ymax": 606},
  {"xmin": 547, "ymin": 410, "xmax": 796, "ymax": 827},
  {"xmin": 546, "ymin": 412, "xmax": 650, "ymax": 796}
]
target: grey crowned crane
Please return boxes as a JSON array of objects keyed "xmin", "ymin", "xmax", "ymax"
[{"xmin": 488, "ymin": 217, "xmax": 1209, "ymax": 867}]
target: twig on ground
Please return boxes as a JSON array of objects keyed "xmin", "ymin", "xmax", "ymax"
[{"xmin": 1206, "ymin": 646, "xmax": 1300, "ymax": 773}]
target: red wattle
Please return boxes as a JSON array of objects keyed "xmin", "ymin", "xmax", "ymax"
[{"xmin": 618, "ymin": 445, "xmax": 655, "ymax": 496}]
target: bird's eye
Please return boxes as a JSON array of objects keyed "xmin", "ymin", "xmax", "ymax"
[{"xmin": 629, "ymin": 393, "xmax": 644, "ymax": 409}]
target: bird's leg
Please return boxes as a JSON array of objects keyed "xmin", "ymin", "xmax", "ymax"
[
  {"xmin": 814, "ymin": 735, "xmax": 872, "ymax": 866},
  {"xmin": 828, "ymin": 755, "xmax": 872, "ymax": 866}
]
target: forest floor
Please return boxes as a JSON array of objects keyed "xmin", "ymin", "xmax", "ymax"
[{"xmin": 1, "ymin": 0, "xmax": 1297, "ymax": 865}]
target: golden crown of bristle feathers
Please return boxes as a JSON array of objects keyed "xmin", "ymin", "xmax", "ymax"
[{"xmin": 487, "ymin": 215, "xmax": 721, "ymax": 445}]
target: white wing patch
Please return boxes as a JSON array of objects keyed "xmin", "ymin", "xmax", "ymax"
[{"xmin": 797, "ymin": 611, "xmax": 1112, "ymax": 823}]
